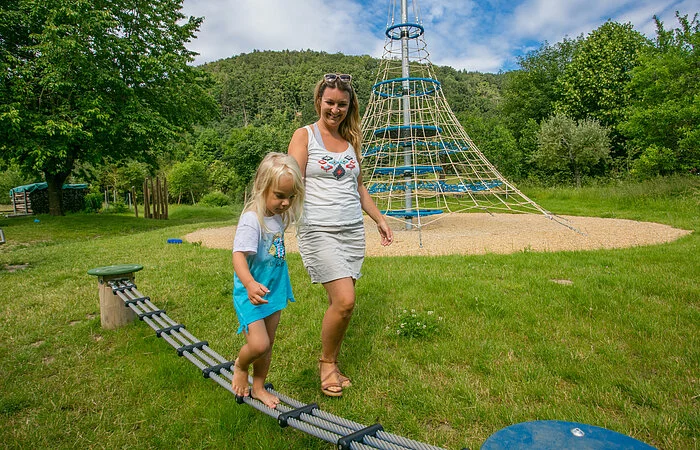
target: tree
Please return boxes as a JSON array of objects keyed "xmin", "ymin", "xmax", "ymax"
[
  {"xmin": 168, "ymin": 158, "xmax": 210, "ymax": 204},
  {"xmin": 502, "ymin": 37, "xmax": 581, "ymax": 138},
  {"xmin": 192, "ymin": 128, "xmax": 225, "ymax": 165},
  {"xmin": 532, "ymin": 113, "xmax": 611, "ymax": 186},
  {"xmin": 224, "ymin": 125, "xmax": 290, "ymax": 198},
  {"xmin": 0, "ymin": 0, "xmax": 217, "ymax": 215},
  {"xmin": 208, "ymin": 160, "xmax": 236, "ymax": 195},
  {"xmin": 621, "ymin": 13, "xmax": 700, "ymax": 177},
  {"xmin": 459, "ymin": 114, "xmax": 522, "ymax": 179},
  {"xmin": 555, "ymin": 21, "xmax": 649, "ymax": 158}
]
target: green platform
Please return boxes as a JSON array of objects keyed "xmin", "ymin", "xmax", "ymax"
[{"xmin": 87, "ymin": 264, "xmax": 143, "ymax": 277}]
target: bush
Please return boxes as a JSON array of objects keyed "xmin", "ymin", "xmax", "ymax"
[
  {"xmin": 83, "ymin": 192, "xmax": 103, "ymax": 213},
  {"xmin": 102, "ymin": 200, "xmax": 129, "ymax": 214},
  {"xmin": 630, "ymin": 145, "xmax": 678, "ymax": 179},
  {"xmin": 199, "ymin": 191, "xmax": 231, "ymax": 207}
]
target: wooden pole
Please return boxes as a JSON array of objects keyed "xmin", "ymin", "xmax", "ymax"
[
  {"xmin": 143, "ymin": 180, "xmax": 150, "ymax": 218},
  {"xmin": 163, "ymin": 177, "xmax": 168, "ymax": 219},
  {"xmin": 132, "ymin": 188, "xmax": 138, "ymax": 218},
  {"xmin": 149, "ymin": 178, "xmax": 155, "ymax": 219},
  {"xmin": 155, "ymin": 177, "xmax": 161, "ymax": 219},
  {"xmin": 97, "ymin": 273, "xmax": 136, "ymax": 329}
]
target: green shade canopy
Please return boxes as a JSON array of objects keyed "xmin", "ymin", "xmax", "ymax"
[{"xmin": 10, "ymin": 182, "xmax": 88, "ymax": 196}]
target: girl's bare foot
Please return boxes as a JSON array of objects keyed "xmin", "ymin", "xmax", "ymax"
[
  {"xmin": 232, "ymin": 359, "xmax": 250, "ymax": 398},
  {"xmin": 251, "ymin": 387, "xmax": 280, "ymax": 409}
]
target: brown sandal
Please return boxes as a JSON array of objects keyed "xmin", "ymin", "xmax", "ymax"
[
  {"xmin": 319, "ymin": 358, "xmax": 351, "ymax": 387},
  {"xmin": 335, "ymin": 363, "xmax": 352, "ymax": 388},
  {"xmin": 319, "ymin": 359, "xmax": 343, "ymax": 397}
]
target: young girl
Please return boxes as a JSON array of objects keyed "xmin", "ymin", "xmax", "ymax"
[{"xmin": 231, "ymin": 152, "xmax": 304, "ymax": 409}]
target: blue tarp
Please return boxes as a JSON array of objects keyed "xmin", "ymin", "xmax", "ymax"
[{"xmin": 10, "ymin": 182, "xmax": 88, "ymax": 197}]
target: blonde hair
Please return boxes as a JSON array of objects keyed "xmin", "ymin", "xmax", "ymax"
[
  {"xmin": 244, "ymin": 152, "xmax": 304, "ymax": 230},
  {"xmin": 314, "ymin": 75, "xmax": 361, "ymax": 151}
]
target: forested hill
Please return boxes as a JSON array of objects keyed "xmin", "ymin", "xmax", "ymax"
[
  {"xmin": 199, "ymin": 50, "xmax": 505, "ymax": 129},
  {"xmin": 147, "ymin": 15, "xmax": 700, "ymax": 200}
]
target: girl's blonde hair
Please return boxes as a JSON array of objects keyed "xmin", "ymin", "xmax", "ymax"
[
  {"xmin": 314, "ymin": 75, "xmax": 361, "ymax": 151},
  {"xmin": 244, "ymin": 152, "xmax": 304, "ymax": 230}
]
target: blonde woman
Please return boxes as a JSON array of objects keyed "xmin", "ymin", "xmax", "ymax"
[{"xmin": 288, "ymin": 73, "xmax": 393, "ymax": 397}]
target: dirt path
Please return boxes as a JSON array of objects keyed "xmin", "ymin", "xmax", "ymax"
[{"xmin": 183, "ymin": 213, "xmax": 692, "ymax": 256}]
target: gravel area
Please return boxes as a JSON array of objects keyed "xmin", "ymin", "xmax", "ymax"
[{"xmin": 183, "ymin": 213, "xmax": 692, "ymax": 256}]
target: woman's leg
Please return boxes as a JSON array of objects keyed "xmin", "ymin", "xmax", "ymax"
[{"xmin": 319, "ymin": 277, "xmax": 356, "ymax": 393}]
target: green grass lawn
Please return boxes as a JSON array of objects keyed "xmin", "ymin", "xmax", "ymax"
[{"xmin": 1, "ymin": 178, "xmax": 698, "ymax": 449}]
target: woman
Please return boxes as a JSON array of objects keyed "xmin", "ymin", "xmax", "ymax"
[{"xmin": 288, "ymin": 73, "xmax": 393, "ymax": 397}]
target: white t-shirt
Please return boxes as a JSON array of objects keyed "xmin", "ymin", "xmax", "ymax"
[
  {"xmin": 233, "ymin": 211, "xmax": 284, "ymax": 254},
  {"xmin": 302, "ymin": 124, "xmax": 363, "ymax": 226}
]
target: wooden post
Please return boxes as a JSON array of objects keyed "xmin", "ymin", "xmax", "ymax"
[
  {"xmin": 132, "ymin": 187, "xmax": 138, "ymax": 218},
  {"xmin": 87, "ymin": 264, "xmax": 144, "ymax": 330},
  {"xmin": 155, "ymin": 177, "xmax": 161, "ymax": 219},
  {"xmin": 163, "ymin": 177, "xmax": 168, "ymax": 219},
  {"xmin": 143, "ymin": 180, "xmax": 150, "ymax": 219},
  {"xmin": 150, "ymin": 178, "xmax": 156, "ymax": 219}
]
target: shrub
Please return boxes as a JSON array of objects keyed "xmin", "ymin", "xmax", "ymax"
[
  {"xmin": 83, "ymin": 192, "xmax": 103, "ymax": 213},
  {"xmin": 102, "ymin": 200, "xmax": 129, "ymax": 214},
  {"xmin": 199, "ymin": 191, "xmax": 231, "ymax": 207},
  {"xmin": 630, "ymin": 145, "xmax": 678, "ymax": 179}
]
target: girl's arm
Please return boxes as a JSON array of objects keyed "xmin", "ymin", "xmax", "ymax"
[
  {"xmin": 233, "ymin": 251, "xmax": 269, "ymax": 305},
  {"xmin": 357, "ymin": 168, "xmax": 393, "ymax": 247}
]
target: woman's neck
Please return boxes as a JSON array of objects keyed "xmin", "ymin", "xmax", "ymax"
[{"xmin": 316, "ymin": 120, "xmax": 340, "ymax": 137}]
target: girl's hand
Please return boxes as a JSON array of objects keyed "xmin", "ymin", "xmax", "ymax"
[{"xmin": 246, "ymin": 282, "xmax": 270, "ymax": 305}]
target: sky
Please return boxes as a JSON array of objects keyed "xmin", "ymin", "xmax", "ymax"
[{"xmin": 181, "ymin": 0, "xmax": 698, "ymax": 73}]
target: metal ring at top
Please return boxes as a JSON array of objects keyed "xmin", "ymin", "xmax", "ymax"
[{"xmin": 385, "ymin": 22, "xmax": 424, "ymax": 40}]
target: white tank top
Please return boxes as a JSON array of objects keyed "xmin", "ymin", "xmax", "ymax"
[{"xmin": 301, "ymin": 124, "xmax": 363, "ymax": 226}]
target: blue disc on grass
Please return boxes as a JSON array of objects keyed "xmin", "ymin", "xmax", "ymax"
[
  {"xmin": 481, "ymin": 420, "xmax": 656, "ymax": 449},
  {"xmin": 167, "ymin": 238, "xmax": 183, "ymax": 244}
]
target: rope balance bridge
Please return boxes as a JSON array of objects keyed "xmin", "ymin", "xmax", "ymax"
[
  {"xmin": 88, "ymin": 264, "xmax": 657, "ymax": 450},
  {"xmin": 87, "ymin": 264, "xmax": 451, "ymax": 450}
]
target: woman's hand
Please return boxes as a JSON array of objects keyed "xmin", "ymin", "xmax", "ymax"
[{"xmin": 377, "ymin": 219, "xmax": 393, "ymax": 246}]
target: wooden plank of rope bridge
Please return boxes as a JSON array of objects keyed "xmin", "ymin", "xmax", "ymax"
[{"xmin": 87, "ymin": 264, "xmax": 143, "ymax": 329}]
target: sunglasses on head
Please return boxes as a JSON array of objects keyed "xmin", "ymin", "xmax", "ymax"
[{"xmin": 324, "ymin": 73, "xmax": 352, "ymax": 84}]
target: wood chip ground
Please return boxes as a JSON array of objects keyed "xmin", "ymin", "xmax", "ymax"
[{"xmin": 184, "ymin": 213, "xmax": 692, "ymax": 257}]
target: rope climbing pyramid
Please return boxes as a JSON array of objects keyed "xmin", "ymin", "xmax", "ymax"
[{"xmin": 361, "ymin": 0, "xmax": 564, "ymax": 231}]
